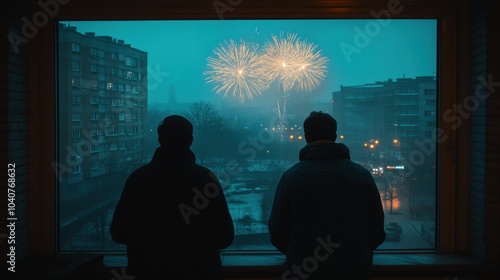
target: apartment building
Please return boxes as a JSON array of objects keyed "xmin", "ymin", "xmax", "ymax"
[{"xmin": 57, "ymin": 24, "xmax": 148, "ymax": 250}]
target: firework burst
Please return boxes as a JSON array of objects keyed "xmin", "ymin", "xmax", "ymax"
[
  {"xmin": 204, "ymin": 39, "xmax": 269, "ymax": 103},
  {"xmin": 260, "ymin": 33, "xmax": 328, "ymax": 93},
  {"xmin": 259, "ymin": 33, "xmax": 328, "ymax": 139}
]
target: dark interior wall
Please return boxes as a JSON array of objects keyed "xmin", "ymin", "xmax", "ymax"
[
  {"xmin": 3, "ymin": 0, "xmax": 30, "ymax": 265},
  {"xmin": 468, "ymin": 0, "xmax": 487, "ymax": 263},
  {"xmin": 484, "ymin": 0, "xmax": 500, "ymax": 278},
  {"xmin": 467, "ymin": 1, "xmax": 500, "ymax": 279},
  {"xmin": 2, "ymin": 0, "xmax": 500, "ymax": 279}
]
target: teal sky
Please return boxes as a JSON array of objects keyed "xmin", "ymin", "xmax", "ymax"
[{"xmin": 61, "ymin": 19, "xmax": 437, "ymax": 107}]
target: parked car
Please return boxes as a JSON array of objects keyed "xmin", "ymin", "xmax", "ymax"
[{"xmin": 385, "ymin": 222, "xmax": 402, "ymax": 241}]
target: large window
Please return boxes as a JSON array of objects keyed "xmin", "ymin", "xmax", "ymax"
[{"xmin": 56, "ymin": 19, "xmax": 438, "ymax": 252}]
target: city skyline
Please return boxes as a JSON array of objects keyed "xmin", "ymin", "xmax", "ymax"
[
  {"xmin": 61, "ymin": 19, "xmax": 437, "ymax": 107},
  {"xmin": 56, "ymin": 23, "xmax": 437, "ymax": 251}
]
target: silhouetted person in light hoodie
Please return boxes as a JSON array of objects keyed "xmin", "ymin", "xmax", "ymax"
[
  {"xmin": 268, "ymin": 111, "xmax": 386, "ymax": 280},
  {"xmin": 110, "ymin": 115, "xmax": 234, "ymax": 280}
]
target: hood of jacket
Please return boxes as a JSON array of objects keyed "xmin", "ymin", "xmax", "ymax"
[
  {"xmin": 151, "ymin": 146, "xmax": 196, "ymax": 163},
  {"xmin": 299, "ymin": 142, "xmax": 351, "ymax": 161}
]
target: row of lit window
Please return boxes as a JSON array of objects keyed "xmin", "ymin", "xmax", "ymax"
[
  {"xmin": 71, "ymin": 60, "xmax": 141, "ymax": 79},
  {"xmin": 396, "ymin": 88, "xmax": 420, "ymax": 95},
  {"xmin": 380, "ymin": 120, "xmax": 436, "ymax": 128},
  {"xmin": 89, "ymin": 112, "xmax": 139, "ymax": 121},
  {"xmin": 91, "ymin": 142, "xmax": 125, "ymax": 152},
  {"xmin": 89, "ymin": 126, "xmax": 141, "ymax": 136},
  {"xmin": 71, "ymin": 154, "xmax": 141, "ymax": 175},
  {"xmin": 106, "ymin": 82, "xmax": 142, "ymax": 93},
  {"xmin": 68, "ymin": 136, "xmax": 141, "ymax": 152},
  {"xmin": 90, "ymin": 65, "xmax": 140, "ymax": 80},
  {"xmin": 344, "ymin": 98, "xmax": 435, "ymax": 108},
  {"xmin": 71, "ymin": 43, "xmax": 139, "ymax": 67},
  {"xmin": 71, "ymin": 126, "xmax": 141, "ymax": 138},
  {"xmin": 391, "ymin": 118, "xmax": 419, "ymax": 125},
  {"xmin": 395, "ymin": 109, "xmax": 419, "ymax": 114},
  {"xmin": 384, "ymin": 99, "xmax": 436, "ymax": 106},
  {"xmin": 72, "ymin": 96, "xmax": 142, "ymax": 106},
  {"xmin": 70, "ymin": 78, "xmax": 143, "ymax": 95},
  {"xmin": 88, "ymin": 96, "xmax": 140, "ymax": 107},
  {"xmin": 77, "ymin": 112, "xmax": 134, "ymax": 122},
  {"xmin": 389, "ymin": 121, "xmax": 435, "ymax": 127},
  {"xmin": 71, "ymin": 151, "xmax": 142, "ymax": 175},
  {"xmin": 89, "ymin": 156, "xmax": 141, "ymax": 170},
  {"xmin": 70, "ymin": 112, "xmax": 141, "ymax": 122}
]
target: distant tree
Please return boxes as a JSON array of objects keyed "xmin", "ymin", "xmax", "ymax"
[
  {"xmin": 187, "ymin": 101, "xmax": 224, "ymax": 130},
  {"xmin": 187, "ymin": 101, "xmax": 225, "ymax": 162}
]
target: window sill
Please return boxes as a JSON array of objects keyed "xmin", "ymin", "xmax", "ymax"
[
  {"xmin": 103, "ymin": 252, "xmax": 484, "ymax": 279},
  {"xmin": 6, "ymin": 252, "xmax": 483, "ymax": 279}
]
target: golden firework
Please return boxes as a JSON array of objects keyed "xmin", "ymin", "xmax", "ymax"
[
  {"xmin": 204, "ymin": 39, "xmax": 269, "ymax": 103},
  {"xmin": 260, "ymin": 33, "xmax": 328, "ymax": 93}
]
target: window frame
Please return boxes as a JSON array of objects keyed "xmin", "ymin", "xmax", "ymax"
[{"xmin": 28, "ymin": 0, "xmax": 469, "ymax": 258}]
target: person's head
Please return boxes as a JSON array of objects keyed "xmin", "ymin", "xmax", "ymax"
[
  {"xmin": 303, "ymin": 111, "xmax": 337, "ymax": 143},
  {"xmin": 157, "ymin": 115, "xmax": 193, "ymax": 148}
]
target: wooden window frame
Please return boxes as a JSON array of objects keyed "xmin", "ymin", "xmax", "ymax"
[{"xmin": 28, "ymin": 0, "xmax": 469, "ymax": 259}]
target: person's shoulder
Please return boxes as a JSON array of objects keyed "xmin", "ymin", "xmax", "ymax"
[
  {"xmin": 281, "ymin": 161, "xmax": 303, "ymax": 178},
  {"xmin": 127, "ymin": 162, "xmax": 153, "ymax": 177},
  {"xmin": 345, "ymin": 161, "xmax": 379, "ymax": 188},
  {"xmin": 191, "ymin": 163, "xmax": 219, "ymax": 179},
  {"xmin": 189, "ymin": 162, "xmax": 210, "ymax": 172},
  {"xmin": 351, "ymin": 161, "xmax": 370, "ymax": 173},
  {"xmin": 347, "ymin": 160, "xmax": 374, "ymax": 178}
]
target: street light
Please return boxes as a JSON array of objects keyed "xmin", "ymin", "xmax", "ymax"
[{"xmin": 393, "ymin": 139, "xmax": 400, "ymax": 162}]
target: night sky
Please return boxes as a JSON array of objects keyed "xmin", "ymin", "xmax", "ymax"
[{"xmin": 61, "ymin": 19, "xmax": 437, "ymax": 107}]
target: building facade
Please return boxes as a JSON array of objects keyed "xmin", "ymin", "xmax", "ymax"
[
  {"xmin": 57, "ymin": 24, "xmax": 148, "ymax": 250},
  {"xmin": 332, "ymin": 76, "xmax": 437, "ymax": 166}
]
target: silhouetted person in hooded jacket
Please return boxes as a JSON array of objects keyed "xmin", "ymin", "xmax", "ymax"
[
  {"xmin": 268, "ymin": 111, "xmax": 385, "ymax": 280},
  {"xmin": 110, "ymin": 115, "xmax": 234, "ymax": 280}
]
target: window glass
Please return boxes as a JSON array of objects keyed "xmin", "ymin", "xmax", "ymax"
[{"xmin": 56, "ymin": 19, "xmax": 437, "ymax": 252}]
